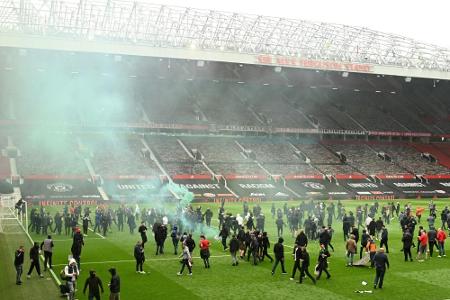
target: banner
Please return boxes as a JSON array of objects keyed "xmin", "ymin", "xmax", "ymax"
[
  {"xmin": 343, "ymin": 180, "xmax": 395, "ymax": 197},
  {"xmin": 228, "ymin": 179, "xmax": 292, "ymax": 200},
  {"xmin": 103, "ymin": 178, "xmax": 169, "ymax": 200},
  {"xmin": 173, "ymin": 179, "xmax": 234, "ymax": 201},
  {"xmin": 286, "ymin": 179, "xmax": 350, "ymax": 199},
  {"xmin": 383, "ymin": 179, "xmax": 447, "ymax": 198},
  {"xmin": 21, "ymin": 179, "xmax": 101, "ymax": 201},
  {"xmin": 255, "ymin": 54, "xmax": 374, "ymax": 73}
]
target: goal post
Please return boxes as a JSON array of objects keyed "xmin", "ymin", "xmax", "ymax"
[{"xmin": 0, "ymin": 194, "xmax": 27, "ymax": 234}]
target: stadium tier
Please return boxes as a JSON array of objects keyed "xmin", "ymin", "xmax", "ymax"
[{"xmin": 0, "ymin": 46, "xmax": 449, "ymax": 202}]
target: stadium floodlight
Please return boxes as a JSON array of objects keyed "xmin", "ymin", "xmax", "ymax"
[
  {"xmin": 375, "ymin": 90, "xmax": 382, "ymax": 93},
  {"xmin": 342, "ymin": 72, "xmax": 349, "ymax": 78},
  {"xmin": 405, "ymin": 77, "xmax": 412, "ymax": 83},
  {"xmin": 354, "ymin": 89, "xmax": 360, "ymax": 92},
  {"xmin": 274, "ymin": 66, "xmax": 282, "ymax": 73}
]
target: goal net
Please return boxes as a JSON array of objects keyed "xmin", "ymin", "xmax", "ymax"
[{"xmin": 0, "ymin": 194, "xmax": 27, "ymax": 234}]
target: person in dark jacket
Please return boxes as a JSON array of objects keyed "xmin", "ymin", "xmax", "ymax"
[
  {"xmin": 316, "ymin": 244, "xmax": 331, "ymax": 280},
  {"xmin": 71, "ymin": 228, "xmax": 84, "ymax": 270},
  {"xmin": 380, "ymin": 226, "xmax": 389, "ymax": 253},
  {"xmin": 247, "ymin": 234, "xmax": 259, "ymax": 265},
  {"xmin": 108, "ymin": 268, "xmax": 120, "ymax": 300},
  {"xmin": 134, "ymin": 241, "xmax": 145, "ymax": 274},
  {"xmin": 229, "ymin": 235, "xmax": 240, "ymax": 266},
  {"xmin": 14, "ymin": 245, "xmax": 25, "ymax": 285},
  {"xmin": 261, "ymin": 232, "xmax": 273, "ymax": 262},
  {"xmin": 219, "ymin": 226, "xmax": 229, "ymax": 251},
  {"xmin": 295, "ymin": 230, "xmax": 308, "ymax": 247},
  {"xmin": 138, "ymin": 222, "xmax": 148, "ymax": 248},
  {"xmin": 171, "ymin": 225, "xmax": 180, "ymax": 255},
  {"xmin": 185, "ymin": 234, "xmax": 196, "ymax": 256},
  {"xmin": 299, "ymin": 247, "xmax": 316, "ymax": 284},
  {"xmin": 402, "ymin": 229, "xmax": 413, "ymax": 262},
  {"xmin": 360, "ymin": 229, "xmax": 370, "ymax": 259},
  {"xmin": 373, "ymin": 248, "xmax": 389, "ymax": 289},
  {"xmin": 83, "ymin": 269, "xmax": 104, "ymax": 300},
  {"xmin": 271, "ymin": 237, "xmax": 287, "ymax": 275},
  {"xmin": 290, "ymin": 244, "xmax": 301, "ymax": 280},
  {"xmin": 428, "ymin": 227, "xmax": 438, "ymax": 257},
  {"xmin": 27, "ymin": 242, "xmax": 44, "ymax": 279},
  {"xmin": 350, "ymin": 226, "xmax": 359, "ymax": 254}
]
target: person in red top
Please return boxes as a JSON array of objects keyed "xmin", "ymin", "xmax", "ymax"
[
  {"xmin": 437, "ymin": 228, "xmax": 447, "ymax": 257},
  {"xmin": 417, "ymin": 230, "xmax": 428, "ymax": 262},
  {"xmin": 199, "ymin": 235, "xmax": 211, "ymax": 269}
]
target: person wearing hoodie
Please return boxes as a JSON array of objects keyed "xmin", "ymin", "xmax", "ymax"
[
  {"xmin": 108, "ymin": 267, "xmax": 120, "ymax": 300},
  {"xmin": 83, "ymin": 269, "xmax": 104, "ymax": 300},
  {"xmin": 65, "ymin": 258, "xmax": 79, "ymax": 300},
  {"xmin": 229, "ymin": 234, "xmax": 240, "ymax": 266},
  {"xmin": 402, "ymin": 229, "xmax": 413, "ymax": 262},
  {"xmin": 271, "ymin": 237, "xmax": 287, "ymax": 275},
  {"xmin": 134, "ymin": 241, "xmax": 145, "ymax": 274},
  {"xmin": 27, "ymin": 242, "xmax": 44, "ymax": 279},
  {"xmin": 299, "ymin": 247, "xmax": 316, "ymax": 285},
  {"xmin": 316, "ymin": 244, "xmax": 331, "ymax": 280}
]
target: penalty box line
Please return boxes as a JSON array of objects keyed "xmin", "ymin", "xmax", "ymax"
[{"xmin": 52, "ymin": 254, "xmax": 231, "ymax": 267}]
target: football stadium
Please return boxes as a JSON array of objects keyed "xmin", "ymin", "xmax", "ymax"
[{"xmin": 1, "ymin": 1, "xmax": 450, "ymax": 299}]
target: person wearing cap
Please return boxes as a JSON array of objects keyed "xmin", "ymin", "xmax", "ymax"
[
  {"xmin": 271, "ymin": 237, "xmax": 287, "ymax": 275},
  {"xmin": 14, "ymin": 245, "xmax": 25, "ymax": 285},
  {"xmin": 373, "ymin": 248, "xmax": 389, "ymax": 289},
  {"xmin": 65, "ymin": 258, "xmax": 79, "ymax": 300},
  {"xmin": 108, "ymin": 267, "xmax": 120, "ymax": 300},
  {"xmin": 83, "ymin": 269, "xmax": 104, "ymax": 300},
  {"xmin": 316, "ymin": 244, "xmax": 331, "ymax": 280},
  {"xmin": 27, "ymin": 242, "xmax": 44, "ymax": 279},
  {"xmin": 134, "ymin": 241, "xmax": 145, "ymax": 274}
]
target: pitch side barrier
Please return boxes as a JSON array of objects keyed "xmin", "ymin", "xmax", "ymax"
[
  {"xmin": 102, "ymin": 176, "xmax": 169, "ymax": 201},
  {"xmin": 285, "ymin": 176, "xmax": 351, "ymax": 200},
  {"xmin": 20, "ymin": 176, "xmax": 101, "ymax": 202},
  {"xmin": 173, "ymin": 177, "xmax": 235, "ymax": 202},
  {"xmin": 225, "ymin": 175, "xmax": 293, "ymax": 202}
]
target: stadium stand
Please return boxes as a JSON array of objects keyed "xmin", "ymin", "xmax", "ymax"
[
  {"xmin": 15, "ymin": 135, "xmax": 88, "ymax": 176},
  {"xmin": 325, "ymin": 142, "xmax": 410, "ymax": 175},
  {"xmin": 84, "ymin": 136, "xmax": 161, "ymax": 177},
  {"xmin": 370, "ymin": 143, "xmax": 450, "ymax": 175}
]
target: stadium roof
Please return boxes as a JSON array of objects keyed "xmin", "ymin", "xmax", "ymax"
[{"xmin": 1, "ymin": 0, "xmax": 450, "ymax": 80}]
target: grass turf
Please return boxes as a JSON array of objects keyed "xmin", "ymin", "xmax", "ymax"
[{"xmin": 5, "ymin": 199, "xmax": 450, "ymax": 300}]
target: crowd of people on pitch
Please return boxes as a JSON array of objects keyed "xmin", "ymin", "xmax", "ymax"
[{"xmin": 15, "ymin": 199, "xmax": 450, "ymax": 298}]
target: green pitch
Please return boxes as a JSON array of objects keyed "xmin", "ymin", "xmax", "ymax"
[{"xmin": 4, "ymin": 199, "xmax": 450, "ymax": 300}]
